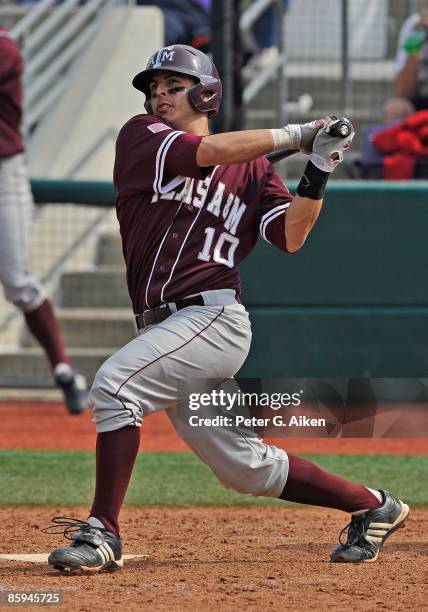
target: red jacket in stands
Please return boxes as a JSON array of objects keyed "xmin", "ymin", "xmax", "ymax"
[{"xmin": 372, "ymin": 110, "xmax": 428, "ymax": 179}]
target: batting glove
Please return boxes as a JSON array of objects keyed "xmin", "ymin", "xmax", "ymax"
[
  {"xmin": 299, "ymin": 118, "xmax": 326, "ymax": 154},
  {"xmin": 310, "ymin": 116, "xmax": 355, "ymax": 172},
  {"xmin": 272, "ymin": 119, "xmax": 325, "ymax": 153}
]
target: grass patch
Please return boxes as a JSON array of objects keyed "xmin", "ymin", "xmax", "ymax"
[{"xmin": 0, "ymin": 450, "xmax": 426, "ymax": 507}]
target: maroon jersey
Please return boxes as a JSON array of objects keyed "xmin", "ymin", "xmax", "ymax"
[
  {"xmin": 114, "ymin": 114, "xmax": 293, "ymax": 313},
  {"xmin": 0, "ymin": 28, "xmax": 24, "ymax": 159}
]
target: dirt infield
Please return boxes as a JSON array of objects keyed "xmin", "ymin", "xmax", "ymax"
[
  {"xmin": 1, "ymin": 401, "xmax": 428, "ymax": 454},
  {"xmin": 1, "ymin": 401, "xmax": 427, "ymax": 610},
  {"xmin": 0, "ymin": 506, "xmax": 426, "ymax": 611}
]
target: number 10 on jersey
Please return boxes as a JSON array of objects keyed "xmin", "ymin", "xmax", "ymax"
[{"xmin": 198, "ymin": 227, "xmax": 240, "ymax": 268}]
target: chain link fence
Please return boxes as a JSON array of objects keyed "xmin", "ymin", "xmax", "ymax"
[{"xmin": 241, "ymin": 0, "xmax": 425, "ymax": 177}]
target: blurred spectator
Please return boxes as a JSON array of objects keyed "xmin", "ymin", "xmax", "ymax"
[
  {"xmin": 383, "ymin": 97, "xmax": 416, "ymax": 122},
  {"xmin": 246, "ymin": 0, "xmax": 290, "ymax": 72},
  {"xmin": 359, "ymin": 98, "xmax": 415, "ymax": 179},
  {"xmin": 371, "ymin": 108, "xmax": 428, "ymax": 179},
  {"xmin": 395, "ymin": 2, "xmax": 428, "ymax": 110},
  {"xmin": 0, "ymin": 26, "xmax": 88, "ymax": 413},
  {"xmin": 138, "ymin": 0, "xmax": 211, "ymax": 52}
]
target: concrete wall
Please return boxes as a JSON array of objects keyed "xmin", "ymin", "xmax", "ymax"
[{"xmin": 28, "ymin": 6, "xmax": 163, "ymax": 179}]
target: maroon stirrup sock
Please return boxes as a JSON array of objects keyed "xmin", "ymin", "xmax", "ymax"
[
  {"xmin": 90, "ymin": 426, "xmax": 141, "ymax": 534},
  {"xmin": 24, "ymin": 299, "xmax": 69, "ymax": 368},
  {"xmin": 280, "ymin": 454, "xmax": 381, "ymax": 512}
]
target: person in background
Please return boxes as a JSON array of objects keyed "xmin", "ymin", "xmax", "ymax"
[
  {"xmin": 0, "ymin": 26, "xmax": 88, "ymax": 414},
  {"xmin": 359, "ymin": 97, "xmax": 415, "ymax": 179},
  {"xmin": 247, "ymin": 0, "xmax": 290, "ymax": 71},
  {"xmin": 137, "ymin": 0, "xmax": 211, "ymax": 52},
  {"xmin": 395, "ymin": 1, "xmax": 428, "ymax": 110}
]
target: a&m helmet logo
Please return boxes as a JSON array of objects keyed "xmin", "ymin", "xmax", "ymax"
[{"xmin": 150, "ymin": 47, "xmax": 176, "ymax": 69}]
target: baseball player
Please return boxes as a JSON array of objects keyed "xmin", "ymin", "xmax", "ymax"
[
  {"xmin": 0, "ymin": 26, "xmax": 88, "ymax": 414},
  {"xmin": 47, "ymin": 45, "xmax": 409, "ymax": 571}
]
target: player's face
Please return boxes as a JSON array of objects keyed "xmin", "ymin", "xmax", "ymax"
[{"xmin": 149, "ymin": 71, "xmax": 200, "ymax": 126}]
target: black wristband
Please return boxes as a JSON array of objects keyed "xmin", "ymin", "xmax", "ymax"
[{"xmin": 296, "ymin": 160, "xmax": 330, "ymax": 200}]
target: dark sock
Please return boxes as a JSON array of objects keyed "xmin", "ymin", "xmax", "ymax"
[
  {"xmin": 279, "ymin": 454, "xmax": 381, "ymax": 512},
  {"xmin": 90, "ymin": 426, "xmax": 141, "ymax": 535},
  {"xmin": 24, "ymin": 299, "xmax": 68, "ymax": 368}
]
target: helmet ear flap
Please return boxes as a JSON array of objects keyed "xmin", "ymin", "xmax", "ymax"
[
  {"xmin": 186, "ymin": 82, "xmax": 202, "ymax": 113},
  {"xmin": 188, "ymin": 82, "xmax": 222, "ymax": 118}
]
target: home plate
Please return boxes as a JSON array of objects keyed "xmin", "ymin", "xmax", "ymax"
[{"xmin": 0, "ymin": 554, "xmax": 147, "ymax": 563}]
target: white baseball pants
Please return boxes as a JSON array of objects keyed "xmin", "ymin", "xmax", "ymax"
[
  {"xmin": 90, "ymin": 299, "xmax": 289, "ymax": 498},
  {"xmin": 0, "ymin": 153, "xmax": 45, "ymax": 312}
]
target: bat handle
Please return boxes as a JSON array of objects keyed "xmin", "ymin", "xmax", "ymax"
[{"xmin": 328, "ymin": 119, "xmax": 352, "ymax": 138}]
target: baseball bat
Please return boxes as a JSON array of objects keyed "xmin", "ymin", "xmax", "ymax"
[{"xmin": 266, "ymin": 118, "xmax": 352, "ymax": 164}]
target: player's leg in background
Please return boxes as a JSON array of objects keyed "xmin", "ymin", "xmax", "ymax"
[{"xmin": 0, "ymin": 153, "xmax": 87, "ymax": 414}]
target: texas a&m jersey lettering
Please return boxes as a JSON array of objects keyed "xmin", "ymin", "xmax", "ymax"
[
  {"xmin": 114, "ymin": 114, "xmax": 292, "ymax": 312},
  {"xmin": 151, "ymin": 177, "xmax": 247, "ymax": 233},
  {"xmin": 151, "ymin": 177, "xmax": 247, "ymax": 269}
]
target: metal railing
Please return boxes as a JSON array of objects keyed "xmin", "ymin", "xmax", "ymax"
[{"xmin": 10, "ymin": 0, "xmax": 114, "ymax": 138}]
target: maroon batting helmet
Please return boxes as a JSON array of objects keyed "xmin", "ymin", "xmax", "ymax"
[{"xmin": 132, "ymin": 45, "xmax": 222, "ymax": 118}]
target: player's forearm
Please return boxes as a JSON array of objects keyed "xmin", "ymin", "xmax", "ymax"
[
  {"xmin": 283, "ymin": 117, "xmax": 355, "ymax": 252},
  {"xmin": 395, "ymin": 56, "xmax": 420, "ymax": 97},
  {"xmin": 196, "ymin": 130, "xmax": 277, "ymax": 166},
  {"xmin": 284, "ymin": 194, "xmax": 323, "ymax": 253}
]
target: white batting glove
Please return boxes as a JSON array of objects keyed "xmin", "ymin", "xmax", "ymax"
[
  {"xmin": 310, "ymin": 116, "xmax": 355, "ymax": 172},
  {"xmin": 271, "ymin": 119, "xmax": 325, "ymax": 153},
  {"xmin": 299, "ymin": 118, "xmax": 326, "ymax": 154}
]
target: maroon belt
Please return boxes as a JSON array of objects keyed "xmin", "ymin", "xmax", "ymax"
[{"xmin": 136, "ymin": 295, "xmax": 205, "ymax": 330}]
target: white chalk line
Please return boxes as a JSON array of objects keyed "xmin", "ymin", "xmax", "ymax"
[{"xmin": 0, "ymin": 553, "xmax": 147, "ymax": 563}]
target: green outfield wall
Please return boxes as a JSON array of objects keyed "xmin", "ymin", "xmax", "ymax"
[{"xmin": 32, "ymin": 180, "xmax": 428, "ymax": 377}]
